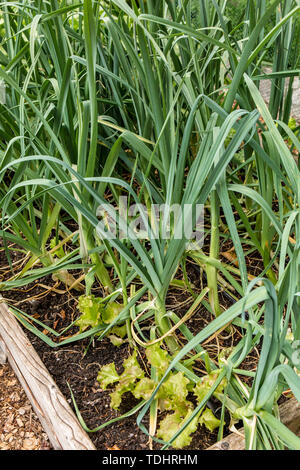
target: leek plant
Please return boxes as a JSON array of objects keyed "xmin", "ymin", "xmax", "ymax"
[
  {"xmin": 0, "ymin": 0, "xmax": 123, "ymax": 292},
  {"xmin": 0, "ymin": 0, "xmax": 300, "ymax": 450}
]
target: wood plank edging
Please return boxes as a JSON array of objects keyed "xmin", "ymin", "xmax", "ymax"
[{"xmin": 0, "ymin": 302, "xmax": 96, "ymax": 450}]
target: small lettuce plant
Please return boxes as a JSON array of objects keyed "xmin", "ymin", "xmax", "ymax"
[
  {"xmin": 97, "ymin": 343, "xmax": 225, "ymax": 448},
  {"xmin": 75, "ymin": 295, "xmax": 126, "ymax": 346}
]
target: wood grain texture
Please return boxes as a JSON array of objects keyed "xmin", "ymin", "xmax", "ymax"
[
  {"xmin": 0, "ymin": 302, "xmax": 96, "ymax": 450},
  {"xmin": 207, "ymin": 398, "xmax": 300, "ymax": 450},
  {"xmin": 0, "ymin": 337, "xmax": 7, "ymax": 364}
]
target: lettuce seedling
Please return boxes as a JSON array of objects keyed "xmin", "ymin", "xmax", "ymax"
[
  {"xmin": 97, "ymin": 343, "xmax": 224, "ymax": 448},
  {"xmin": 75, "ymin": 295, "xmax": 125, "ymax": 345}
]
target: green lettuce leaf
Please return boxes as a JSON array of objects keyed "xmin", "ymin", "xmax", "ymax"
[
  {"xmin": 158, "ymin": 371, "xmax": 192, "ymax": 415},
  {"xmin": 145, "ymin": 343, "xmax": 170, "ymax": 372},
  {"xmin": 108, "ymin": 335, "xmax": 125, "ymax": 347},
  {"xmin": 199, "ymin": 408, "xmax": 221, "ymax": 432},
  {"xmin": 97, "ymin": 362, "xmax": 120, "ymax": 390},
  {"xmin": 157, "ymin": 410, "xmax": 199, "ymax": 449},
  {"xmin": 75, "ymin": 295, "xmax": 103, "ymax": 332},
  {"xmin": 133, "ymin": 377, "xmax": 156, "ymax": 400},
  {"xmin": 110, "ymin": 381, "xmax": 135, "ymax": 409},
  {"xmin": 194, "ymin": 373, "xmax": 226, "ymax": 403},
  {"xmin": 109, "ymin": 351, "xmax": 145, "ymax": 409},
  {"xmin": 102, "ymin": 302, "xmax": 123, "ymax": 324}
]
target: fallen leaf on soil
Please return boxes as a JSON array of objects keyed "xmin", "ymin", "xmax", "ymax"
[
  {"xmin": 59, "ymin": 309, "xmax": 66, "ymax": 320},
  {"xmin": 221, "ymin": 250, "xmax": 239, "ymax": 267}
]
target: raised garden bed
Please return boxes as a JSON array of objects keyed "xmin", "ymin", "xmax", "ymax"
[
  {"xmin": 1, "ymin": 0, "xmax": 300, "ymax": 452},
  {"xmin": 0, "ymin": 302, "xmax": 95, "ymax": 450},
  {"xmin": 1, "ymin": 238, "xmax": 300, "ymax": 450},
  {"xmin": 1, "ymin": 300, "xmax": 300, "ymax": 450},
  {"xmin": 0, "ymin": 265, "xmax": 223, "ymax": 450}
]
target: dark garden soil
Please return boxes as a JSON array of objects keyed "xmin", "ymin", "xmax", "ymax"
[{"xmin": 0, "ymin": 239, "xmax": 257, "ymax": 450}]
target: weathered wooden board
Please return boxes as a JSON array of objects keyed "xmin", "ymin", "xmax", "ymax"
[
  {"xmin": 0, "ymin": 302, "xmax": 96, "ymax": 450},
  {"xmin": 207, "ymin": 398, "xmax": 300, "ymax": 450},
  {"xmin": 0, "ymin": 337, "xmax": 7, "ymax": 364}
]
